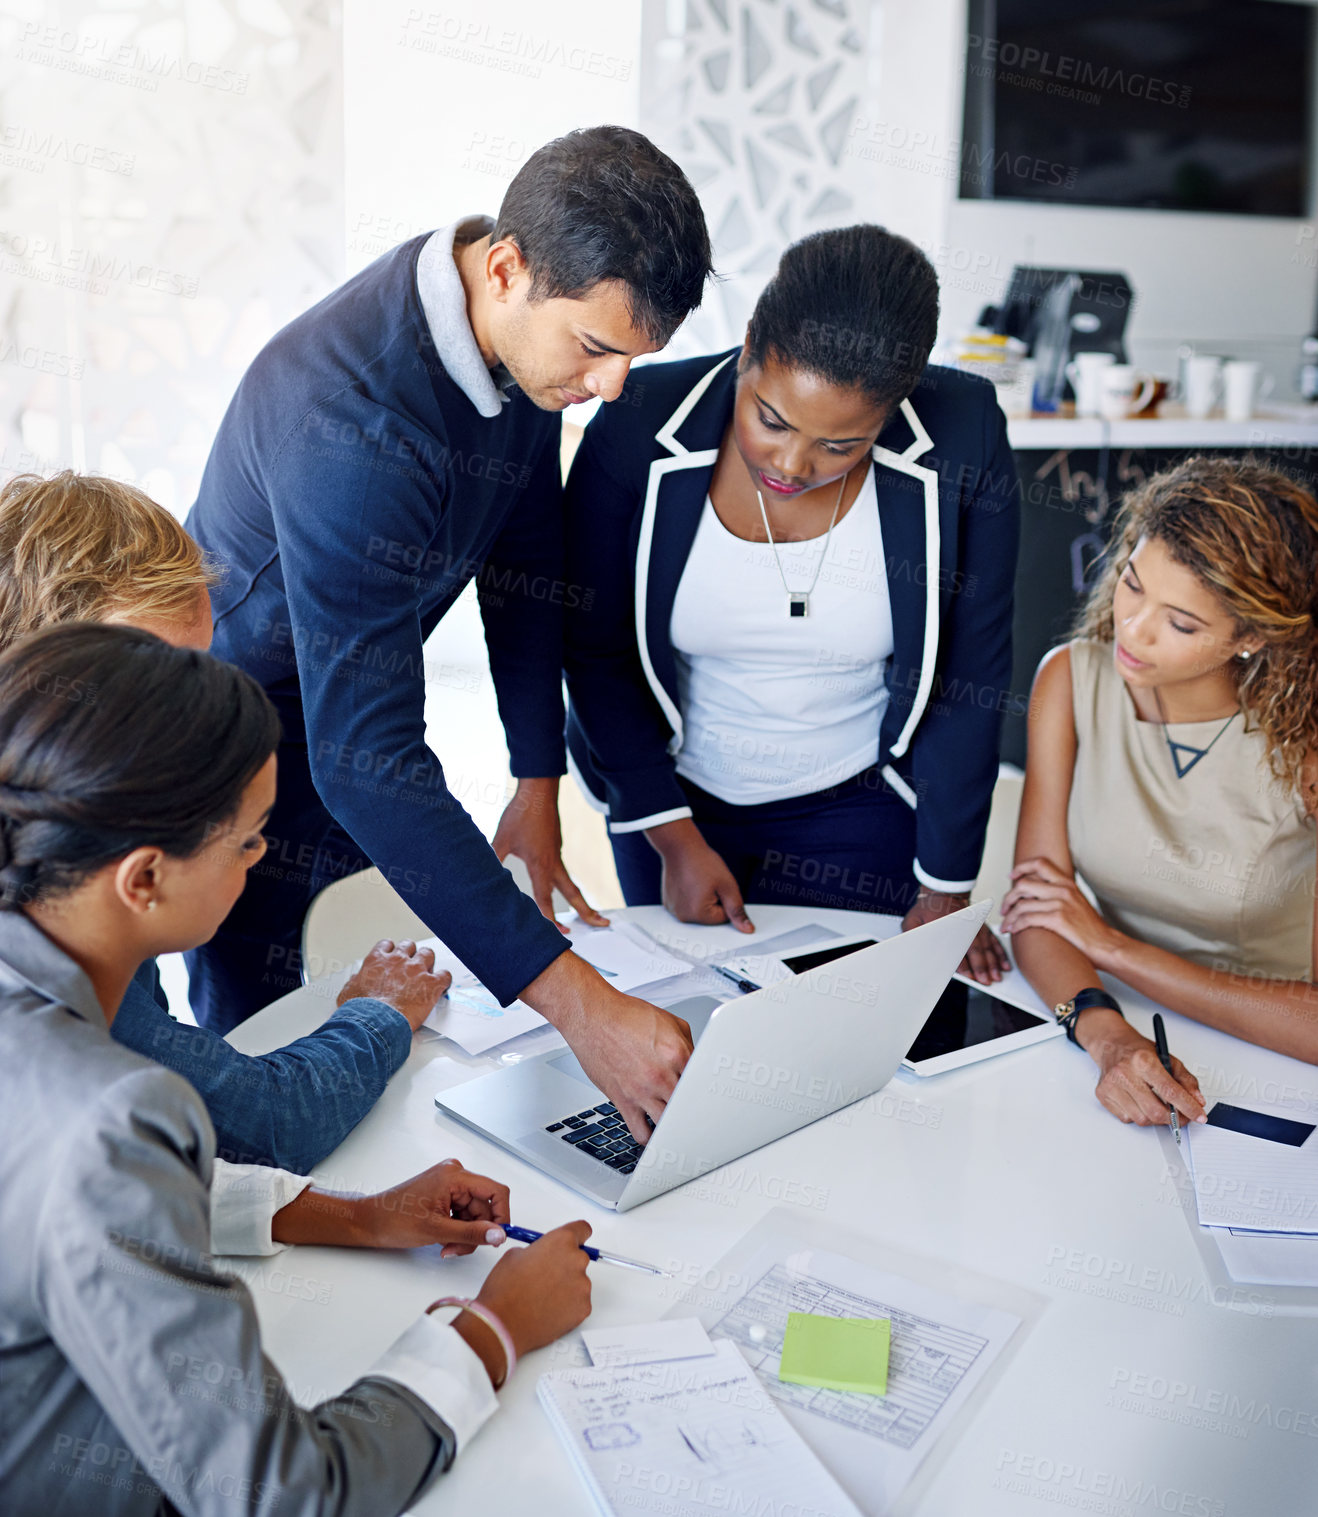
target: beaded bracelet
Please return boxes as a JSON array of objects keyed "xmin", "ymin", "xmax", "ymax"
[{"xmin": 427, "ymin": 1296, "xmax": 516, "ymax": 1389}]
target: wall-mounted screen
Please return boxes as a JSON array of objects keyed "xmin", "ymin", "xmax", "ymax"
[{"xmin": 960, "ymin": 0, "xmax": 1313, "ymax": 216}]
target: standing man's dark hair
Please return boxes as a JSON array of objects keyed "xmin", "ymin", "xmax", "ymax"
[
  {"xmin": 746, "ymin": 225, "xmax": 939, "ymax": 410},
  {"xmin": 495, "ymin": 126, "xmax": 713, "ymax": 347}
]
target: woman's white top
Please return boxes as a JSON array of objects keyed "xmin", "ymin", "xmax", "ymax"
[{"xmin": 670, "ymin": 465, "xmax": 893, "ymax": 805}]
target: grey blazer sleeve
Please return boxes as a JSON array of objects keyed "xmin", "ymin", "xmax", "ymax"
[{"xmin": 33, "ymin": 1065, "xmax": 455, "ymax": 1517}]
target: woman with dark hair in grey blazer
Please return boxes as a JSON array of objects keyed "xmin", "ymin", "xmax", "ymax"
[{"xmin": 0, "ymin": 623, "xmax": 593, "ymax": 1517}]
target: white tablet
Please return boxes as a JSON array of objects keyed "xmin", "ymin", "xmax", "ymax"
[
  {"xmin": 712, "ymin": 933, "xmax": 1062, "ymax": 1077},
  {"xmin": 900, "ymin": 972, "xmax": 1063, "ymax": 1076}
]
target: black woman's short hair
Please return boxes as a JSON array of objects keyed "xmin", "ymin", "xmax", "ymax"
[
  {"xmin": 746, "ymin": 225, "xmax": 940, "ymax": 411},
  {"xmin": 0, "ymin": 623, "xmax": 281, "ymax": 909},
  {"xmin": 494, "ymin": 125, "xmax": 713, "ymax": 347}
]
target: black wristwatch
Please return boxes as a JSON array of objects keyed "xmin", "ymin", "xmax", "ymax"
[{"xmin": 1054, "ymin": 987, "xmax": 1124, "ymax": 1045}]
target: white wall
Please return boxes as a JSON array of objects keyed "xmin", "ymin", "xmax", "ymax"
[
  {"xmin": 340, "ymin": 0, "xmax": 642, "ymax": 837},
  {"xmin": 342, "ymin": 0, "xmax": 639, "ymax": 277}
]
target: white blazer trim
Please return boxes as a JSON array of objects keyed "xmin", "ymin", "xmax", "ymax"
[
  {"xmin": 636, "ymin": 370, "xmax": 940, "ymax": 769},
  {"xmin": 879, "ymin": 764, "xmax": 918, "ymax": 808},
  {"xmin": 609, "ymin": 805, "xmax": 694, "ymax": 836},
  {"xmin": 872, "ymin": 395, "xmax": 940, "ymax": 761},
  {"xmin": 655, "ymin": 352, "xmax": 737, "ymax": 455},
  {"xmin": 632, "ymin": 356, "xmax": 737, "ymax": 750},
  {"xmin": 913, "ymin": 860, "xmax": 979, "ymax": 894},
  {"xmin": 634, "ymin": 450, "xmax": 718, "ymax": 750},
  {"xmin": 897, "ymin": 395, "xmax": 934, "ymax": 462},
  {"xmin": 566, "ymin": 746, "xmax": 609, "ymax": 814}
]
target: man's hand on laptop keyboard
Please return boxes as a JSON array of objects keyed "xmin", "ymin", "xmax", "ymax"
[{"xmin": 520, "ymin": 950, "xmax": 694, "ymax": 1143}]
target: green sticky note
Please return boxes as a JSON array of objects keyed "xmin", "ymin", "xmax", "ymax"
[{"xmin": 778, "ymin": 1312, "xmax": 890, "ymax": 1396}]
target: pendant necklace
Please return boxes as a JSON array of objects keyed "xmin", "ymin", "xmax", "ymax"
[
  {"xmin": 1152, "ymin": 686, "xmax": 1237, "ymax": 778},
  {"xmin": 755, "ymin": 472, "xmax": 847, "ymax": 619}
]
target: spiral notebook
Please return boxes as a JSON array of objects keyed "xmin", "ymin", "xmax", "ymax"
[{"xmin": 537, "ymin": 1339, "xmax": 862, "ymax": 1517}]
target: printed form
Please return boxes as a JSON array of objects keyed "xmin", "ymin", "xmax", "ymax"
[{"xmin": 706, "ymin": 1245, "xmax": 1022, "ymax": 1512}]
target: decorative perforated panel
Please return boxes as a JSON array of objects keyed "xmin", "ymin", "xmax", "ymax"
[{"xmin": 640, "ymin": 0, "xmax": 875, "ymax": 356}]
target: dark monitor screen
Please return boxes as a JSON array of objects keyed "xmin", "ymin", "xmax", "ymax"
[{"xmin": 961, "ymin": 0, "xmax": 1313, "ymax": 216}]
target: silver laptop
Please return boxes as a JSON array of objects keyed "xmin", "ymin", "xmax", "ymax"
[{"xmin": 435, "ymin": 901, "xmax": 991, "ymax": 1212}]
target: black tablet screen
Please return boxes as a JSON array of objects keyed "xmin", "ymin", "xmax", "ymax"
[
  {"xmin": 780, "ymin": 940, "xmax": 878, "ymax": 974},
  {"xmin": 906, "ymin": 979, "xmax": 1048, "ymax": 1063}
]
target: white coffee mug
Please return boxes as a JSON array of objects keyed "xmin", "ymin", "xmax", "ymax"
[
  {"xmin": 1065, "ymin": 351, "xmax": 1115, "ymax": 417},
  {"xmin": 1222, "ymin": 359, "xmax": 1274, "ymax": 422},
  {"xmin": 1098, "ymin": 364, "xmax": 1157, "ymax": 420},
  {"xmin": 1183, "ymin": 354, "xmax": 1224, "ymax": 418},
  {"xmin": 994, "ymin": 359, "xmax": 1037, "ymax": 418}
]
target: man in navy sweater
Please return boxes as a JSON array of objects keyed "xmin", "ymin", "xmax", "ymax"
[{"xmin": 187, "ymin": 127, "xmax": 712, "ymax": 1140}]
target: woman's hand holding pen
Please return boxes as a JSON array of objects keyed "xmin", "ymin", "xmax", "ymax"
[
  {"xmin": 646, "ymin": 818, "xmax": 755, "ymax": 933},
  {"xmin": 469, "ymin": 1222, "xmax": 594, "ymax": 1362},
  {"xmin": 1076, "ymin": 1010, "xmax": 1207, "ymax": 1128}
]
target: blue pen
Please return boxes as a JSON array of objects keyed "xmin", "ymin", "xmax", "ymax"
[{"xmin": 499, "ymin": 1224, "xmax": 672, "ymax": 1277}]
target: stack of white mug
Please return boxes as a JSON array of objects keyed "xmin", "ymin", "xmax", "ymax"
[
  {"xmin": 1181, "ymin": 354, "xmax": 1272, "ymax": 420},
  {"xmin": 1068, "ymin": 350, "xmax": 1272, "ymax": 420}
]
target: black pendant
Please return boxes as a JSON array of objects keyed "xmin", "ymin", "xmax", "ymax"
[
  {"xmin": 1168, "ymin": 741, "xmax": 1207, "ymax": 778},
  {"xmin": 789, "ymin": 594, "xmax": 808, "ymax": 618}
]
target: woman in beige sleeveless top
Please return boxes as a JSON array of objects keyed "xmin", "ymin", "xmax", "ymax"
[{"xmin": 1001, "ymin": 457, "xmax": 1318, "ymax": 1128}]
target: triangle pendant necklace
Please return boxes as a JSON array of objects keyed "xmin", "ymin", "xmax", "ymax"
[
  {"xmin": 1153, "ymin": 687, "xmax": 1237, "ymax": 779},
  {"xmin": 1167, "ymin": 740, "xmax": 1211, "ymax": 778}
]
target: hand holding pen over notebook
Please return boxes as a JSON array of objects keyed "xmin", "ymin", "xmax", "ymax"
[{"xmin": 501, "ymin": 1223, "xmax": 673, "ymax": 1277}]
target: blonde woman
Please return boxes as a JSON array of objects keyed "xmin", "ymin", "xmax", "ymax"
[
  {"xmin": 0, "ymin": 472, "xmax": 450, "ymax": 1176},
  {"xmin": 1004, "ymin": 457, "xmax": 1318, "ymax": 1126}
]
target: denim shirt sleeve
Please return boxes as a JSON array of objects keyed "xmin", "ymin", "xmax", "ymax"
[{"xmin": 110, "ymin": 961, "xmax": 411, "ymax": 1172}]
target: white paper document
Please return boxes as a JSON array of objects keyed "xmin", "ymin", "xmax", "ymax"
[
  {"xmin": 1185, "ymin": 1099, "xmax": 1318, "ymax": 1233},
  {"xmin": 1208, "ymin": 1226, "xmax": 1318, "ymax": 1287},
  {"xmin": 417, "ymin": 920, "xmax": 688, "ymax": 1055},
  {"xmin": 415, "ymin": 939, "xmax": 547, "ymax": 1055},
  {"xmin": 703, "ymin": 1245, "xmax": 1022, "ymax": 1513},
  {"xmin": 566, "ymin": 920, "xmax": 692, "ymax": 992},
  {"xmin": 581, "ymin": 1318, "xmax": 716, "ymax": 1369},
  {"xmin": 538, "ymin": 1339, "xmax": 862, "ymax": 1517}
]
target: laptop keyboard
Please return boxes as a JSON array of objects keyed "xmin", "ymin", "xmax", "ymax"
[{"xmin": 545, "ymin": 1103, "xmax": 642, "ymax": 1173}]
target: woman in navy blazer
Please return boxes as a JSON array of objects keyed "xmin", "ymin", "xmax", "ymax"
[{"xmin": 564, "ymin": 227, "xmax": 1020, "ymax": 981}]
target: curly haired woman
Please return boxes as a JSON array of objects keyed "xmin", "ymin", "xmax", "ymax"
[{"xmin": 1003, "ymin": 456, "xmax": 1318, "ymax": 1127}]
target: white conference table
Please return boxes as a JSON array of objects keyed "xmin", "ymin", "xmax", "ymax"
[{"xmin": 224, "ymin": 904, "xmax": 1318, "ymax": 1515}]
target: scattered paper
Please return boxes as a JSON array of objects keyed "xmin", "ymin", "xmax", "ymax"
[
  {"xmin": 566, "ymin": 920, "xmax": 692, "ymax": 992},
  {"xmin": 1210, "ymin": 1226, "xmax": 1318, "ymax": 1287},
  {"xmin": 539, "ymin": 1339, "xmax": 863, "ymax": 1517},
  {"xmin": 704, "ymin": 1244, "xmax": 1021, "ymax": 1513},
  {"xmin": 1186, "ymin": 1095, "xmax": 1318, "ymax": 1233},
  {"xmin": 413, "ymin": 938, "xmax": 547, "ymax": 1055},
  {"xmin": 582, "ymin": 1317, "xmax": 716, "ymax": 1368},
  {"xmin": 779, "ymin": 1312, "xmax": 890, "ymax": 1396}
]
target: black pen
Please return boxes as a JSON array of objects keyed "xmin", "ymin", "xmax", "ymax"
[
  {"xmin": 711, "ymin": 963, "xmax": 760, "ymax": 995},
  {"xmin": 1152, "ymin": 1012, "xmax": 1181, "ymax": 1146}
]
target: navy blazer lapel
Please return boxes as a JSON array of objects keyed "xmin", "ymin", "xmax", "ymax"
[
  {"xmin": 633, "ymin": 353, "xmax": 736, "ymax": 741},
  {"xmin": 644, "ymin": 466, "xmax": 709, "ymax": 705}
]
